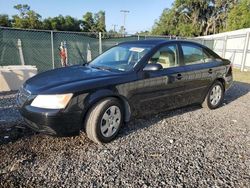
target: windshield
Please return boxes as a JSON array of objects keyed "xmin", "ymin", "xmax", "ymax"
[{"xmin": 89, "ymin": 44, "xmax": 152, "ymax": 72}]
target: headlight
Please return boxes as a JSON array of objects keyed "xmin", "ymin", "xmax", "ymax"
[{"xmin": 31, "ymin": 94, "xmax": 73, "ymax": 109}]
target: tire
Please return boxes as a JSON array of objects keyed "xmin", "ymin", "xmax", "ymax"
[
  {"xmin": 202, "ymin": 81, "xmax": 224, "ymax": 109},
  {"xmin": 85, "ymin": 98, "xmax": 124, "ymax": 144}
]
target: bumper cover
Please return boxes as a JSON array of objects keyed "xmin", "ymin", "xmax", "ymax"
[
  {"xmin": 20, "ymin": 106, "xmax": 82, "ymax": 136},
  {"xmin": 225, "ymin": 75, "xmax": 233, "ymax": 90}
]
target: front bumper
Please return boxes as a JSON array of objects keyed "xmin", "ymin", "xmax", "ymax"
[{"xmin": 19, "ymin": 105, "xmax": 82, "ymax": 136}]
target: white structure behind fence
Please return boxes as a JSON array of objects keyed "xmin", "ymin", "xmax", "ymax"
[{"xmin": 198, "ymin": 28, "xmax": 250, "ymax": 71}]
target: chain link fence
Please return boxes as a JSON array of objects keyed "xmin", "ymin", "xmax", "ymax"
[{"xmin": 0, "ymin": 27, "xmax": 214, "ymax": 72}]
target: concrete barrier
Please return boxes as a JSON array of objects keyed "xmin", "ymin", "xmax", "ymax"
[{"xmin": 0, "ymin": 66, "xmax": 37, "ymax": 92}]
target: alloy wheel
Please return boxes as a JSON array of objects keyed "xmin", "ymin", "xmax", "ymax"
[
  {"xmin": 100, "ymin": 105, "xmax": 121, "ymax": 138},
  {"xmin": 210, "ymin": 85, "xmax": 222, "ymax": 106}
]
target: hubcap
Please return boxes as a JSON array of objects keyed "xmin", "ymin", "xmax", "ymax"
[
  {"xmin": 210, "ymin": 85, "xmax": 222, "ymax": 106},
  {"xmin": 100, "ymin": 106, "xmax": 121, "ymax": 138}
]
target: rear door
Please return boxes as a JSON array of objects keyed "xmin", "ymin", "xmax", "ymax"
[
  {"xmin": 179, "ymin": 42, "xmax": 220, "ymax": 104},
  {"xmin": 131, "ymin": 43, "xmax": 187, "ymax": 117}
]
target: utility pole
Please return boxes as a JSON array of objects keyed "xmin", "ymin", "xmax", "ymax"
[
  {"xmin": 112, "ymin": 24, "xmax": 118, "ymax": 32},
  {"xmin": 120, "ymin": 10, "xmax": 129, "ymax": 36}
]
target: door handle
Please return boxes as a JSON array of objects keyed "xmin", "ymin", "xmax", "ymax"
[
  {"xmin": 208, "ymin": 69, "xmax": 213, "ymax": 74},
  {"xmin": 176, "ymin": 73, "xmax": 183, "ymax": 80}
]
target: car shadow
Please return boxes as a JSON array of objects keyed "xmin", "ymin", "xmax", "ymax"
[
  {"xmin": 118, "ymin": 105, "xmax": 201, "ymax": 140},
  {"xmin": 223, "ymin": 81, "xmax": 250, "ymax": 105},
  {"xmin": 0, "ymin": 81, "xmax": 249, "ymax": 146},
  {"xmin": 0, "ymin": 124, "xmax": 36, "ymax": 146},
  {"xmin": 0, "ymin": 91, "xmax": 37, "ymax": 146}
]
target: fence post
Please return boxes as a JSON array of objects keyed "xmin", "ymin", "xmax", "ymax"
[
  {"xmin": 64, "ymin": 41, "xmax": 68, "ymax": 66},
  {"xmin": 51, "ymin": 31, "xmax": 55, "ymax": 69},
  {"xmin": 17, "ymin": 39, "xmax": 25, "ymax": 65},
  {"xmin": 137, "ymin": 35, "xmax": 140, "ymax": 40},
  {"xmin": 99, "ymin": 32, "xmax": 102, "ymax": 54},
  {"xmin": 241, "ymin": 32, "xmax": 250, "ymax": 71},
  {"xmin": 222, "ymin": 35, "xmax": 228, "ymax": 58}
]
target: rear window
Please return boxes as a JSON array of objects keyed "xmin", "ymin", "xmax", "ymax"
[{"xmin": 181, "ymin": 44, "xmax": 216, "ymax": 65}]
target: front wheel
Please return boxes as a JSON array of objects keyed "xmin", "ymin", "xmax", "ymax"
[
  {"xmin": 85, "ymin": 98, "xmax": 123, "ymax": 144},
  {"xmin": 202, "ymin": 81, "xmax": 224, "ymax": 109}
]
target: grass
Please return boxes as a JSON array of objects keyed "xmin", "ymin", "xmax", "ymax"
[{"xmin": 233, "ymin": 68, "xmax": 250, "ymax": 84}]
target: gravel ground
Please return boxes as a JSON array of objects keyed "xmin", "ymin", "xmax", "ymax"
[{"xmin": 0, "ymin": 82, "xmax": 249, "ymax": 187}]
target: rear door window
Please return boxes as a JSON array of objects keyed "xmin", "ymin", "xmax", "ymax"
[{"xmin": 181, "ymin": 44, "xmax": 211, "ymax": 65}]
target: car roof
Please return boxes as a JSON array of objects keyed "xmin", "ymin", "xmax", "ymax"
[
  {"xmin": 119, "ymin": 39, "xmax": 167, "ymax": 46},
  {"xmin": 119, "ymin": 39, "xmax": 203, "ymax": 47}
]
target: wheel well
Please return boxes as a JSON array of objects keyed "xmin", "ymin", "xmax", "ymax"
[
  {"xmin": 216, "ymin": 78, "xmax": 225, "ymax": 90},
  {"xmin": 82, "ymin": 96, "xmax": 131, "ymax": 129},
  {"xmin": 110, "ymin": 96, "xmax": 131, "ymax": 122}
]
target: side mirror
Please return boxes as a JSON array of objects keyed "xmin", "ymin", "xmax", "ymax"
[{"xmin": 143, "ymin": 63, "xmax": 163, "ymax": 71}]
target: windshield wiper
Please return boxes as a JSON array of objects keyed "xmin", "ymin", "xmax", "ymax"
[
  {"xmin": 82, "ymin": 61, "xmax": 90, "ymax": 66},
  {"xmin": 91, "ymin": 65, "xmax": 112, "ymax": 71}
]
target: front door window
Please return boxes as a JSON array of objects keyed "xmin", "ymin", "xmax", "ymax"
[{"xmin": 148, "ymin": 44, "xmax": 179, "ymax": 69}]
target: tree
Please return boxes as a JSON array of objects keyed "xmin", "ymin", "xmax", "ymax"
[
  {"xmin": 152, "ymin": 8, "xmax": 180, "ymax": 35},
  {"xmin": 64, "ymin": 16, "xmax": 81, "ymax": 31},
  {"xmin": 152, "ymin": 0, "xmax": 239, "ymax": 37},
  {"xmin": 0, "ymin": 14, "xmax": 11, "ymax": 27},
  {"xmin": 82, "ymin": 11, "xmax": 106, "ymax": 32},
  {"xmin": 94, "ymin": 11, "xmax": 106, "ymax": 32},
  {"xmin": 82, "ymin": 12, "xmax": 95, "ymax": 32},
  {"xmin": 42, "ymin": 18, "xmax": 53, "ymax": 30},
  {"xmin": 2, "ymin": 4, "xmax": 105, "ymax": 32},
  {"xmin": 44, "ymin": 15, "xmax": 81, "ymax": 31},
  {"xmin": 12, "ymin": 4, "xmax": 42, "ymax": 29},
  {"xmin": 226, "ymin": 0, "xmax": 250, "ymax": 31}
]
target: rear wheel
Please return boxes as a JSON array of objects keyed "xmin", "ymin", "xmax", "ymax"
[
  {"xmin": 202, "ymin": 81, "xmax": 224, "ymax": 109},
  {"xmin": 85, "ymin": 98, "xmax": 123, "ymax": 144}
]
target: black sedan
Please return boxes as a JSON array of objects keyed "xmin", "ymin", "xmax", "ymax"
[{"xmin": 17, "ymin": 40, "xmax": 233, "ymax": 143}]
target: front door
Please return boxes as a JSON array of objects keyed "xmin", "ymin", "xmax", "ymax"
[{"xmin": 131, "ymin": 43, "xmax": 187, "ymax": 117}]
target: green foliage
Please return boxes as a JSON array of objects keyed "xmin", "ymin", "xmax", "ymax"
[
  {"xmin": 94, "ymin": 11, "xmax": 106, "ymax": 32},
  {"xmin": 82, "ymin": 12, "xmax": 95, "ymax": 32},
  {"xmin": 1, "ymin": 4, "xmax": 106, "ymax": 32},
  {"xmin": 0, "ymin": 14, "xmax": 11, "ymax": 27},
  {"xmin": 42, "ymin": 15, "xmax": 81, "ymax": 31},
  {"xmin": 82, "ymin": 11, "xmax": 106, "ymax": 32},
  {"xmin": 226, "ymin": 0, "xmax": 250, "ymax": 31},
  {"xmin": 12, "ymin": 4, "xmax": 42, "ymax": 29},
  {"xmin": 152, "ymin": 0, "xmax": 240, "ymax": 37},
  {"xmin": 64, "ymin": 16, "xmax": 81, "ymax": 31}
]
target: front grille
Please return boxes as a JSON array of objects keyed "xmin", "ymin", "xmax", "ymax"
[{"xmin": 17, "ymin": 87, "xmax": 31, "ymax": 107}]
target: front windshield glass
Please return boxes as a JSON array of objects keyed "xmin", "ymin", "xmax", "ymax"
[{"xmin": 90, "ymin": 44, "xmax": 152, "ymax": 72}]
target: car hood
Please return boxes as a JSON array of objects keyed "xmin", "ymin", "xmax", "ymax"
[{"xmin": 24, "ymin": 65, "xmax": 121, "ymax": 94}]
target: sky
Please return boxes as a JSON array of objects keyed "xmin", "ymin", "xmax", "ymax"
[{"xmin": 0, "ymin": 0, "xmax": 174, "ymax": 33}]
